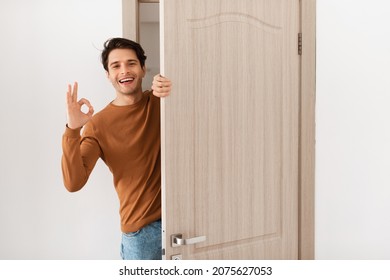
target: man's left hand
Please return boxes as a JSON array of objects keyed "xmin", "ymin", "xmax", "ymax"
[{"xmin": 152, "ymin": 74, "xmax": 172, "ymax": 97}]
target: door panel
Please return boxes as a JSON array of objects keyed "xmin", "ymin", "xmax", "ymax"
[{"xmin": 161, "ymin": 0, "xmax": 300, "ymax": 259}]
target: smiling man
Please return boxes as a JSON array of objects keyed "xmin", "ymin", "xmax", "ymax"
[{"xmin": 61, "ymin": 38, "xmax": 171, "ymax": 260}]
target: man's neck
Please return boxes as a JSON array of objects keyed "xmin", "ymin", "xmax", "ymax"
[{"xmin": 112, "ymin": 90, "xmax": 144, "ymax": 106}]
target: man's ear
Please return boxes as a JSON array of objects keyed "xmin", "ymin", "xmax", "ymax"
[
  {"xmin": 106, "ymin": 70, "xmax": 110, "ymax": 79},
  {"xmin": 142, "ymin": 66, "xmax": 146, "ymax": 78}
]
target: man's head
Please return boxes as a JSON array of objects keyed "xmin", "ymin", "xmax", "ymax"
[
  {"xmin": 101, "ymin": 38, "xmax": 147, "ymax": 72},
  {"xmin": 102, "ymin": 38, "xmax": 147, "ymax": 99}
]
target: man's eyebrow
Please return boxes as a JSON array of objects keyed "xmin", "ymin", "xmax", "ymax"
[
  {"xmin": 109, "ymin": 61, "xmax": 120, "ymax": 67},
  {"xmin": 127, "ymin": 59, "xmax": 139, "ymax": 63}
]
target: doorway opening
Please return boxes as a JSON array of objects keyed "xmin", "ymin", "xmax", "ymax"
[{"xmin": 139, "ymin": 2, "xmax": 160, "ymax": 91}]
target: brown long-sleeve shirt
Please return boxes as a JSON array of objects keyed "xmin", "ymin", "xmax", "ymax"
[{"xmin": 61, "ymin": 90, "xmax": 161, "ymax": 233}]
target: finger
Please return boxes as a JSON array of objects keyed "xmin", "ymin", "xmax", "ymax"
[
  {"xmin": 162, "ymin": 81, "xmax": 172, "ymax": 88},
  {"xmin": 66, "ymin": 84, "xmax": 72, "ymax": 105},
  {"xmin": 158, "ymin": 88, "xmax": 171, "ymax": 94},
  {"xmin": 152, "ymin": 87, "xmax": 171, "ymax": 97},
  {"xmin": 86, "ymin": 106, "xmax": 94, "ymax": 117},
  {"xmin": 152, "ymin": 84, "xmax": 171, "ymax": 92},
  {"xmin": 153, "ymin": 90, "xmax": 170, "ymax": 98},
  {"xmin": 153, "ymin": 83, "xmax": 171, "ymax": 90},
  {"xmin": 72, "ymin": 82, "xmax": 78, "ymax": 102},
  {"xmin": 154, "ymin": 74, "xmax": 169, "ymax": 83},
  {"xmin": 154, "ymin": 74, "xmax": 162, "ymax": 80},
  {"xmin": 78, "ymin": 98, "xmax": 94, "ymax": 116},
  {"xmin": 153, "ymin": 80, "xmax": 172, "ymax": 88},
  {"xmin": 77, "ymin": 98, "xmax": 92, "ymax": 107}
]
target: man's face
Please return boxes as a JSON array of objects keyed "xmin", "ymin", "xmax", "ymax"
[{"xmin": 106, "ymin": 48, "xmax": 145, "ymax": 97}]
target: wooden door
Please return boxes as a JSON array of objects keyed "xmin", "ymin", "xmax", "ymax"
[{"xmin": 160, "ymin": 0, "xmax": 301, "ymax": 259}]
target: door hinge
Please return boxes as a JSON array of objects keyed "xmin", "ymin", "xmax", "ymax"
[{"xmin": 298, "ymin": 33, "xmax": 302, "ymax": 55}]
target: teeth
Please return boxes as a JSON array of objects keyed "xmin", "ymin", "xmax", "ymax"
[{"xmin": 119, "ymin": 78, "xmax": 134, "ymax": 83}]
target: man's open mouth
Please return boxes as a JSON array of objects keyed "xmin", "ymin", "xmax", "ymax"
[{"xmin": 119, "ymin": 78, "xmax": 134, "ymax": 84}]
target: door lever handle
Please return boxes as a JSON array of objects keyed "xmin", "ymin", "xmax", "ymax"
[{"xmin": 171, "ymin": 233, "xmax": 206, "ymax": 247}]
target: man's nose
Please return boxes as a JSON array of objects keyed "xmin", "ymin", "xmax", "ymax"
[{"xmin": 120, "ymin": 65, "xmax": 130, "ymax": 74}]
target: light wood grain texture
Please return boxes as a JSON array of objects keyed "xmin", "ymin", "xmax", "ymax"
[
  {"xmin": 122, "ymin": 0, "xmax": 138, "ymax": 41},
  {"xmin": 162, "ymin": 0, "xmax": 300, "ymax": 259},
  {"xmin": 299, "ymin": 0, "xmax": 316, "ymax": 260}
]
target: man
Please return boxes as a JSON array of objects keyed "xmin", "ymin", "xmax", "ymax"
[{"xmin": 61, "ymin": 37, "xmax": 171, "ymax": 260}]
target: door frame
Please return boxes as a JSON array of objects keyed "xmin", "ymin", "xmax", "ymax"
[{"xmin": 122, "ymin": 0, "xmax": 316, "ymax": 260}]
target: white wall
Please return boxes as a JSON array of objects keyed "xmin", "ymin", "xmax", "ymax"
[
  {"xmin": 1, "ymin": 0, "xmax": 390, "ymax": 260},
  {"xmin": 316, "ymin": 0, "xmax": 390, "ymax": 259},
  {"xmin": 0, "ymin": 0, "xmax": 122, "ymax": 259}
]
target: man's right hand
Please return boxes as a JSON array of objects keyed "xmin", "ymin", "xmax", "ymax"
[{"xmin": 66, "ymin": 82, "xmax": 94, "ymax": 129}]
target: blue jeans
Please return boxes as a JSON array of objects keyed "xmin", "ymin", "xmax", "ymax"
[{"xmin": 120, "ymin": 219, "xmax": 162, "ymax": 260}]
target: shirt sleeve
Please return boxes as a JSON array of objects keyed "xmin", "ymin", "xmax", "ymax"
[{"xmin": 61, "ymin": 122, "xmax": 101, "ymax": 192}]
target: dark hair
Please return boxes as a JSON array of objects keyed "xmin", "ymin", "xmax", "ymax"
[{"xmin": 101, "ymin": 38, "xmax": 147, "ymax": 71}]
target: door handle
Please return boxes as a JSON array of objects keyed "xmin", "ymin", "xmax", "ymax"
[{"xmin": 171, "ymin": 233, "xmax": 206, "ymax": 247}]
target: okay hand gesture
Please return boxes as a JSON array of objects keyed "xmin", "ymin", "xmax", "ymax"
[{"xmin": 66, "ymin": 82, "xmax": 94, "ymax": 129}]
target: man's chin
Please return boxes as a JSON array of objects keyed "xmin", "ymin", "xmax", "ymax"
[{"xmin": 120, "ymin": 85, "xmax": 143, "ymax": 95}]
